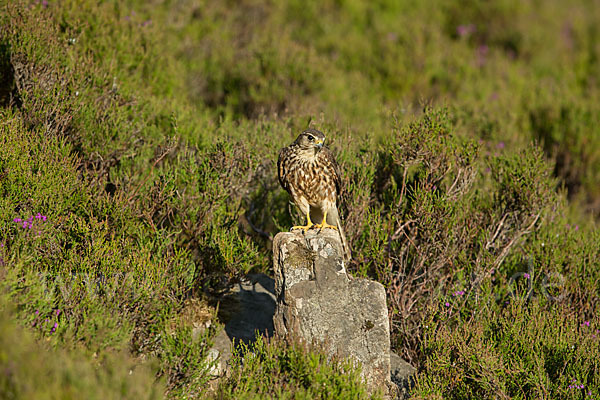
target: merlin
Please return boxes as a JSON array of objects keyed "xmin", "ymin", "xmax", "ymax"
[{"xmin": 278, "ymin": 128, "xmax": 351, "ymax": 261}]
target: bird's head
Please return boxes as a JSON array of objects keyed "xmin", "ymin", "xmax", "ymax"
[{"xmin": 294, "ymin": 128, "xmax": 326, "ymax": 154}]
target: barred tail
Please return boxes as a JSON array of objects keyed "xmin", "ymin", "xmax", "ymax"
[
  {"xmin": 328, "ymin": 206, "xmax": 352, "ymax": 262},
  {"xmin": 337, "ymin": 219, "xmax": 352, "ymax": 262}
]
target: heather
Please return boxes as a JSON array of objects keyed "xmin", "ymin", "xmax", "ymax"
[{"xmin": 0, "ymin": 0, "xmax": 599, "ymax": 398}]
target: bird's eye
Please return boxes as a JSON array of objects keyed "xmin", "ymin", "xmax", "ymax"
[{"xmin": 307, "ymin": 135, "xmax": 314, "ymax": 141}]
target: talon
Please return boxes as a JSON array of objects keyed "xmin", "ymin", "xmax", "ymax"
[
  {"xmin": 291, "ymin": 212, "xmax": 314, "ymax": 232},
  {"xmin": 315, "ymin": 210, "xmax": 338, "ymax": 230},
  {"xmin": 291, "ymin": 222, "xmax": 314, "ymax": 232},
  {"xmin": 314, "ymin": 222, "xmax": 337, "ymax": 230}
]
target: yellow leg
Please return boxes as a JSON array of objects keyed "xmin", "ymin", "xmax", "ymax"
[
  {"xmin": 292, "ymin": 211, "xmax": 314, "ymax": 231},
  {"xmin": 314, "ymin": 210, "xmax": 338, "ymax": 230}
]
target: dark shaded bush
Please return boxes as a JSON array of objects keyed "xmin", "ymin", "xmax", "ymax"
[{"xmin": 529, "ymin": 100, "xmax": 600, "ymax": 215}]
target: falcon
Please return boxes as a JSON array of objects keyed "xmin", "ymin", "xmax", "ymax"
[{"xmin": 277, "ymin": 128, "xmax": 351, "ymax": 260}]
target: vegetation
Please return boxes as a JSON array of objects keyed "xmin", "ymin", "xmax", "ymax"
[
  {"xmin": 211, "ymin": 336, "xmax": 378, "ymax": 400},
  {"xmin": 0, "ymin": 0, "xmax": 598, "ymax": 398}
]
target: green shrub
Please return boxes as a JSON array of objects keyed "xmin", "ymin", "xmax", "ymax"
[
  {"xmin": 415, "ymin": 300, "xmax": 600, "ymax": 399},
  {"xmin": 0, "ymin": 308, "xmax": 163, "ymax": 400},
  {"xmin": 211, "ymin": 336, "xmax": 378, "ymax": 400}
]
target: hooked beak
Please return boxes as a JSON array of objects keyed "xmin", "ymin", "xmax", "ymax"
[{"xmin": 315, "ymin": 139, "xmax": 324, "ymax": 149}]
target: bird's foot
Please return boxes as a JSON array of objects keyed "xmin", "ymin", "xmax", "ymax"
[
  {"xmin": 291, "ymin": 222, "xmax": 314, "ymax": 232},
  {"xmin": 314, "ymin": 221, "xmax": 338, "ymax": 231}
]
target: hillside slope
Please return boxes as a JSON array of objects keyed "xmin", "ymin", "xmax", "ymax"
[{"xmin": 1, "ymin": 0, "xmax": 599, "ymax": 398}]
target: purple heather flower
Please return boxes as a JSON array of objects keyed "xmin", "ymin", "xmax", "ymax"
[
  {"xmin": 35, "ymin": 310, "xmax": 39, "ymax": 315},
  {"xmin": 42, "ymin": 0, "xmax": 48, "ymax": 7},
  {"xmin": 14, "ymin": 218, "xmax": 21, "ymax": 223},
  {"xmin": 575, "ymin": 225, "xmax": 579, "ymax": 231},
  {"xmin": 55, "ymin": 309, "xmax": 61, "ymax": 317},
  {"xmin": 497, "ymin": 141, "xmax": 505, "ymax": 150},
  {"xmin": 453, "ymin": 290, "xmax": 466, "ymax": 297},
  {"xmin": 456, "ymin": 24, "xmax": 475, "ymax": 38},
  {"xmin": 42, "ymin": 215, "xmax": 47, "ymax": 221},
  {"xmin": 51, "ymin": 322, "xmax": 57, "ymax": 333},
  {"xmin": 444, "ymin": 302, "xmax": 450, "ymax": 307},
  {"xmin": 524, "ymin": 273, "xmax": 530, "ymax": 279},
  {"xmin": 477, "ymin": 45, "xmax": 489, "ymax": 67},
  {"xmin": 582, "ymin": 321, "xmax": 590, "ymax": 327},
  {"xmin": 22, "ymin": 222, "xmax": 28, "ymax": 228}
]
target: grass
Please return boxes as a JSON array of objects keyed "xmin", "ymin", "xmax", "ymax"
[{"xmin": 0, "ymin": 0, "xmax": 599, "ymax": 398}]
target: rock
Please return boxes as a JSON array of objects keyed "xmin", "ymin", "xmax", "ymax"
[
  {"xmin": 205, "ymin": 233, "xmax": 416, "ymax": 397},
  {"xmin": 272, "ymin": 229, "xmax": 391, "ymax": 392},
  {"xmin": 206, "ymin": 348, "xmax": 222, "ymax": 377},
  {"xmin": 222, "ymin": 273, "xmax": 276, "ymax": 343},
  {"xmin": 208, "ymin": 273, "xmax": 276, "ymax": 376},
  {"xmin": 390, "ymin": 351, "xmax": 416, "ymax": 399}
]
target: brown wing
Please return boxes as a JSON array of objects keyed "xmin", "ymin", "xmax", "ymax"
[
  {"xmin": 320, "ymin": 147, "xmax": 342, "ymax": 197},
  {"xmin": 277, "ymin": 146, "xmax": 292, "ymax": 193}
]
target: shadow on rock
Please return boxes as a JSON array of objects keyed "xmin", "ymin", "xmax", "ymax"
[
  {"xmin": 219, "ymin": 273, "xmax": 276, "ymax": 344},
  {"xmin": 207, "ymin": 273, "xmax": 276, "ymax": 377}
]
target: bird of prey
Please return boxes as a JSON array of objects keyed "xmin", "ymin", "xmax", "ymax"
[{"xmin": 277, "ymin": 128, "xmax": 351, "ymax": 261}]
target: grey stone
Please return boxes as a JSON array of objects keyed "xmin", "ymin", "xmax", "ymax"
[
  {"xmin": 273, "ymin": 229, "xmax": 391, "ymax": 392},
  {"xmin": 223, "ymin": 273, "xmax": 276, "ymax": 343},
  {"xmin": 206, "ymin": 348, "xmax": 222, "ymax": 377},
  {"xmin": 208, "ymin": 273, "xmax": 276, "ymax": 376},
  {"xmin": 390, "ymin": 351, "xmax": 416, "ymax": 399},
  {"xmin": 204, "ymin": 235, "xmax": 416, "ymax": 397}
]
